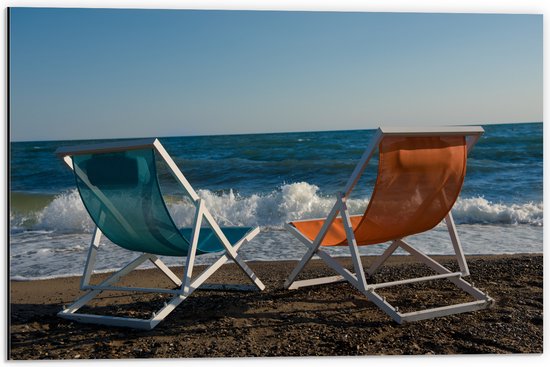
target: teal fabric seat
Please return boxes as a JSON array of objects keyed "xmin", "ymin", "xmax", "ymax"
[
  {"xmin": 72, "ymin": 148, "xmax": 246, "ymax": 256},
  {"xmin": 179, "ymin": 227, "xmax": 253, "ymax": 253}
]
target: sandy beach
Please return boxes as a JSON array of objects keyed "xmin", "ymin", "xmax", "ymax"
[{"xmin": 9, "ymin": 253, "xmax": 542, "ymax": 359}]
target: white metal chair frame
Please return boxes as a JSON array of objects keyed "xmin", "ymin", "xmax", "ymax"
[
  {"xmin": 284, "ymin": 127, "xmax": 494, "ymax": 323},
  {"xmin": 55, "ymin": 138, "xmax": 265, "ymax": 330}
]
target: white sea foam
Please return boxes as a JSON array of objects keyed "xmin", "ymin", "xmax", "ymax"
[
  {"xmin": 11, "ymin": 182, "xmax": 543, "ymax": 234},
  {"xmin": 452, "ymin": 197, "xmax": 543, "ymax": 226},
  {"xmin": 36, "ymin": 189, "xmax": 95, "ymax": 232},
  {"xmin": 169, "ymin": 182, "xmax": 370, "ymax": 228},
  {"xmin": 10, "ymin": 224, "xmax": 543, "ymax": 280},
  {"xmin": 9, "ymin": 183, "xmax": 543, "ymax": 280}
]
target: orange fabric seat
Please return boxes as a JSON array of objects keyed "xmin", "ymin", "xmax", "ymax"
[{"xmin": 290, "ymin": 136, "xmax": 466, "ymax": 246}]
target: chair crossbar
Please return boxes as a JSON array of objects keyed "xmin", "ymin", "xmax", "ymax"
[
  {"xmin": 82, "ymin": 285, "xmax": 182, "ymax": 295},
  {"xmin": 366, "ymin": 272, "xmax": 463, "ymax": 290},
  {"xmin": 58, "ymin": 312, "xmax": 154, "ymax": 330},
  {"xmin": 288, "ymin": 275, "xmax": 346, "ymax": 290},
  {"xmin": 399, "ymin": 300, "xmax": 490, "ymax": 323},
  {"xmin": 199, "ymin": 284, "xmax": 260, "ymax": 291}
]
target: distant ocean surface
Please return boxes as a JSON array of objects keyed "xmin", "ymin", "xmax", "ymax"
[{"xmin": 10, "ymin": 122, "xmax": 543, "ymax": 280}]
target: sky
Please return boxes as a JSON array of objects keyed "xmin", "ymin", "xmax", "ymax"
[{"xmin": 9, "ymin": 8, "xmax": 543, "ymax": 141}]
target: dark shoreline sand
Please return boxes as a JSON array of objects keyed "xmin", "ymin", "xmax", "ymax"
[{"xmin": 10, "ymin": 254, "xmax": 543, "ymax": 359}]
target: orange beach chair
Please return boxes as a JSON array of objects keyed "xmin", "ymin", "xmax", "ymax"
[{"xmin": 284, "ymin": 127, "xmax": 494, "ymax": 323}]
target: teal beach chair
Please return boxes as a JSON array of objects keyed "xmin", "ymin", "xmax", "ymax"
[{"xmin": 55, "ymin": 138, "xmax": 265, "ymax": 330}]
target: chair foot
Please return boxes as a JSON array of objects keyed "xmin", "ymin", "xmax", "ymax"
[{"xmin": 199, "ymin": 284, "xmax": 262, "ymax": 292}]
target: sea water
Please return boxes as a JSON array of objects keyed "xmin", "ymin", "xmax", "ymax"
[{"xmin": 9, "ymin": 122, "xmax": 543, "ymax": 280}]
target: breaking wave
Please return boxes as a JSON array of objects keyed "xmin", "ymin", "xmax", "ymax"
[{"xmin": 10, "ymin": 182, "xmax": 543, "ymax": 233}]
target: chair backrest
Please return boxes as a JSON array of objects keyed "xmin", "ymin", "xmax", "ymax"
[
  {"xmin": 71, "ymin": 147, "xmax": 196, "ymax": 256},
  {"xmin": 289, "ymin": 128, "xmax": 481, "ymax": 247},
  {"xmin": 56, "ymin": 138, "xmax": 228, "ymax": 256},
  {"xmin": 354, "ymin": 135, "xmax": 467, "ymax": 245}
]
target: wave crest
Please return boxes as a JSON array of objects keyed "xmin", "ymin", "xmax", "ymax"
[
  {"xmin": 10, "ymin": 182, "xmax": 543, "ymax": 233},
  {"xmin": 37, "ymin": 189, "xmax": 95, "ymax": 232},
  {"xmin": 452, "ymin": 197, "xmax": 542, "ymax": 226}
]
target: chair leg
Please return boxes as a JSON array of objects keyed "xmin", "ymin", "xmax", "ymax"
[
  {"xmin": 228, "ymin": 252, "xmax": 266, "ymax": 290},
  {"xmin": 397, "ymin": 240, "xmax": 489, "ymax": 299},
  {"xmin": 181, "ymin": 201, "xmax": 204, "ymax": 295},
  {"xmin": 217, "ymin": 227, "xmax": 265, "ymax": 291},
  {"xmin": 59, "ymin": 226, "xmax": 264, "ymax": 330},
  {"xmin": 189, "ymin": 236, "xmax": 265, "ymax": 292},
  {"xmin": 314, "ymin": 248, "xmax": 361, "ymax": 288},
  {"xmin": 340, "ymin": 202, "xmax": 368, "ymax": 291},
  {"xmin": 283, "ymin": 234, "xmax": 322, "ymax": 288},
  {"xmin": 284, "ymin": 224, "xmax": 361, "ymax": 290},
  {"xmin": 149, "ymin": 256, "xmax": 182, "ymax": 286},
  {"xmin": 58, "ymin": 253, "xmax": 169, "ymax": 330},
  {"xmin": 201, "ymin": 209, "xmax": 265, "ymax": 291},
  {"xmin": 284, "ymin": 221, "xmax": 494, "ymax": 323},
  {"xmin": 445, "ymin": 212, "xmax": 470, "ymax": 275},
  {"xmin": 362, "ymin": 239, "xmax": 493, "ymax": 323},
  {"xmin": 366, "ymin": 240, "xmax": 400, "ymax": 276},
  {"xmin": 284, "ymin": 198, "xmax": 344, "ymax": 289},
  {"xmin": 80, "ymin": 226, "xmax": 102, "ymax": 288}
]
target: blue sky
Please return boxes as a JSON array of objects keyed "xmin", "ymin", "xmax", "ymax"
[{"xmin": 9, "ymin": 8, "xmax": 542, "ymax": 141}]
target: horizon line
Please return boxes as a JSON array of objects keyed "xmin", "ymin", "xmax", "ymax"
[{"xmin": 10, "ymin": 120, "xmax": 542, "ymax": 144}]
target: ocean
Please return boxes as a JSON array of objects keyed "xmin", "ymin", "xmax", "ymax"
[{"xmin": 9, "ymin": 122, "xmax": 543, "ymax": 280}]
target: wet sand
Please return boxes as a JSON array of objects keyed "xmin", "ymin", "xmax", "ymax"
[{"xmin": 9, "ymin": 254, "xmax": 543, "ymax": 359}]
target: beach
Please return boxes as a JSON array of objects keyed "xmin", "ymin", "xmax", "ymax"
[{"xmin": 9, "ymin": 254, "xmax": 543, "ymax": 359}]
